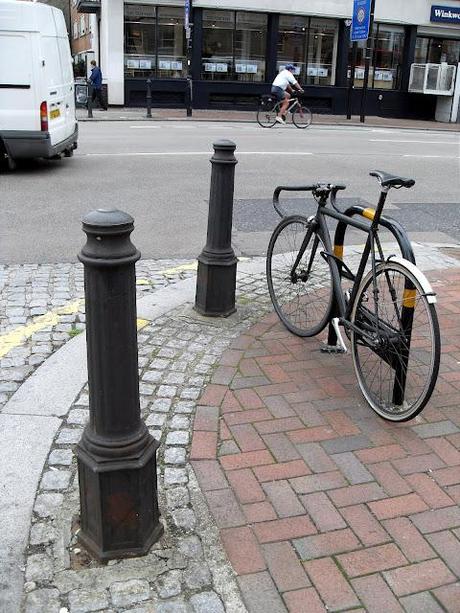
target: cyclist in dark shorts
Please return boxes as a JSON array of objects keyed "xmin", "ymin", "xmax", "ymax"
[{"xmin": 271, "ymin": 64, "xmax": 304, "ymax": 124}]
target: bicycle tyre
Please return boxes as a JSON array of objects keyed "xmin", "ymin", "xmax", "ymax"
[
  {"xmin": 257, "ymin": 101, "xmax": 279, "ymax": 128},
  {"xmin": 267, "ymin": 215, "xmax": 333, "ymax": 337},
  {"xmin": 350, "ymin": 261, "xmax": 440, "ymax": 421},
  {"xmin": 292, "ymin": 105, "xmax": 312, "ymax": 129}
]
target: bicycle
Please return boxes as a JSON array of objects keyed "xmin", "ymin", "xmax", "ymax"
[
  {"xmin": 266, "ymin": 171, "xmax": 440, "ymax": 422},
  {"xmin": 257, "ymin": 91, "xmax": 312, "ymax": 129}
]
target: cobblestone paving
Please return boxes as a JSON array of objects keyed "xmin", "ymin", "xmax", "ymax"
[
  {"xmin": 0, "ymin": 260, "xmax": 196, "ymax": 412},
  {"xmin": 9, "ymin": 243, "xmax": 460, "ymax": 613}
]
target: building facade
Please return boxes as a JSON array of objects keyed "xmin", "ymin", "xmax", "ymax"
[{"xmin": 75, "ymin": 0, "xmax": 460, "ymax": 119}]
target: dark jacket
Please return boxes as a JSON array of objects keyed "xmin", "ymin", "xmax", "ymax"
[{"xmin": 89, "ymin": 66, "xmax": 103, "ymax": 89}]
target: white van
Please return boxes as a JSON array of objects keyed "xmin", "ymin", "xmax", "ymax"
[{"xmin": 0, "ymin": 0, "xmax": 78, "ymax": 168}]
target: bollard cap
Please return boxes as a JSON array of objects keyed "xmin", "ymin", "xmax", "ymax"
[
  {"xmin": 82, "ymin": 208, "xmax": 134, "ymax": 230},
  {"xmin": 211, "ymin": 140, "xmax": 237, "ymax": 165},
  {"xmin": 79, "ymin": 209, "xmax": 140, "ymax": 267}
]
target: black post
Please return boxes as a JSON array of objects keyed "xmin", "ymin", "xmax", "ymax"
[
  {"xmin": 76, "ymin": 209, "xmax": 163, "ymax": 561},
  {"xmin": 195, "ymin": 141, "xmax": 238, "ymax": 317},
  {"xmin": 87, "ymin": 82, "xmax": 93, "ymax": 118},
  {"xmin": 146, "ymin": 75, "xmax": 152, "ymax": 118},
  {"xmin": 347, "ymin": 42, "xmax": 357, "ymax": 119},
  {"xmin": 360, "ymin": 0, "xmax": 376, "ymax": 123},
  {"xmin": 185, "ymin": 0, "xmax": 193, "ymax": 117}
]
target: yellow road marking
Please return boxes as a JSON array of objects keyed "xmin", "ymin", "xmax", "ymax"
[
  {"xmin": 136, "ymin": 279, "xmax": 151, "ymax": 286},
  {"xmin": 137, "ymin": 318, "xmax": 150, "ymax": 330},
  {"xmin": 0, "ymin": 300, "xmax": 82, "ymax": 359}
]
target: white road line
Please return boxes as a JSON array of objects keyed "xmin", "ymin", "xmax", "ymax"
[
  {"xmin": 403, "ymin": 154, "xmax": 460, "ymax": 159},
  {"xmin": 370, "ymin": 139, "xmax": 459, "ymax": 144},
  {"xmin": 130, "ymin": 125, "xmax": 161, "ymax": 129},
  {"xmin": 81, "ymin": 151, "xmax": 314, "ymax": 157}
]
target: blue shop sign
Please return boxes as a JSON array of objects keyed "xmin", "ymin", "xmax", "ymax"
[
  {"xmin": 430, "ymin": 5, "xmax": 460, "ymax": 23},
  {"xmin": 351, "ymin": 0, "xmax": 372, "ymax": 41}
]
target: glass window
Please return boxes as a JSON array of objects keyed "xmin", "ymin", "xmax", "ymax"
[
  {"xmin": 372, "ymin": 25, "xmax": 404, "ymax": 89},
  {"xmin": 125, "ymin": 4, "xmax": 156, "ymax": 78},
  {"xmin": 157, "ymin": 7, "xmax": 186, "ymax": 78},
  {"xmin": 277, "ymin": 15, "xmax": 338, "ymax": 85},
  {"xmin": 201, "ymin": 10, "xmax": 266, "ymax": 82},
  {"xmin": 202, "ymin": 10, "xmax": 234, "ymax": 80},
  {"xmin": 234, "ymin": 12, "xmax": 267, "ymax": 82},
  {"xmin": 306, "ymin": 19, "xmax": 338, "ymax": 85},
  {"xmin": 349, "ymin": 23, "xmax": 404, "ymax": 90},
  {"xmin": 414, "ymin": 37, "xmax": 429, "ymax": 64},
  {"xmin": 277, "ymin": 15, "xmax": 308, "ymax": 80},
  {"xmin": 124, "ymin": 4, "xmax": 185, "ymax": 79}
]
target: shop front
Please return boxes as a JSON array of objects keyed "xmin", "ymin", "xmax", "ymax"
[{"xmin": 93, "ymin": 0, "xmax": 460, "ymax": 120}]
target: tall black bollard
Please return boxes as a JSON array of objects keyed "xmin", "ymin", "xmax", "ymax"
[
  {"xmin": 87, "ymin": 82, "xmax": 93, "ymax": 118},
  {"xmin": 146, "ymin": 76, "xmax": 152, "ymax": 118},
  {"xmin": 195, "ymin": 140, "xmax": 238, "ymax": 317},
  {"xmin": 76, "ymin": 209, "xmax": 163, "ymax": 560}
]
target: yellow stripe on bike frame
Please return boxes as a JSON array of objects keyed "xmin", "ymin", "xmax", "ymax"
[
  {"xmin": 403, "ymin": 288, "xmax": 417, "ymax": 308},
  {"xmin": 362, "ymin": 208, "xmax": 376, "ymax": 220},
  {"xmin": 334, "ymin": 245, "xmax": 344, "ymax": 260}
]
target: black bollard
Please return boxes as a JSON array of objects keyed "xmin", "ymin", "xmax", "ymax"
[
  {"xmin": 87, "ymin": 82, "xmax": 93, "ymax": 118},
  {"xmin": 146, "ymin": 76, "xmax": 152, "ymax": 118},
  {"xmin": 195, "ymin": 140, "xmax": 238, "ymax": 317},
  {"xmin": 76, "ymin": 209, "xmax": 163, "ymax": 560}
]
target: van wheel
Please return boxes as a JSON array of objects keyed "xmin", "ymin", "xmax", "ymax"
[
  {"xmin": 64, "ymin": 148, "xmax": 74, "ymax": 158},
  {"xmin": 7, "ymin": 157, "xmax": 17, "ymax": 171}
]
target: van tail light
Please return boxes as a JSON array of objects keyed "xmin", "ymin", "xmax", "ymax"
[{"xmin": 40, "ymin": 101, "xmax": 48, "ymax": 131}]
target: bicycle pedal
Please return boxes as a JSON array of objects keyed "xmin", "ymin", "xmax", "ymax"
[{"xmin": 321, "ymin": 343, "xmax": 347, "ymax": 354}]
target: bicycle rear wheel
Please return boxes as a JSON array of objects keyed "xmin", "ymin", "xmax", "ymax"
[
  {"xmin": 267, "ymin": 215, "xmax": 333, "ymax": 337},
  {"xmin": 292, "ymin": 105, "xmax": 312, "ymax": 129},
  {"xmin": 350, "ymin": 261, "xmax": 440, "ymax": 421},
  {"xmin": 257, "ymin": 101, "xmax": 278, "ymax": 128}
]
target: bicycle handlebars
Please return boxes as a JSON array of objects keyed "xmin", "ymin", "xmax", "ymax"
[{"xmin": 273, "ymin": 184, "xmax": 346, "ymax": 218}]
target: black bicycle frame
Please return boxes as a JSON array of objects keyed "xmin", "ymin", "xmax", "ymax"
[{"xmin": 273, "ymin": 184, "xmax": 417, "ymax": 406}]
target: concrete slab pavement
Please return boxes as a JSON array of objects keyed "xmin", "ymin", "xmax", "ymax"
[
  {"xmin": 0, "ymin": 243, "xmax": 459, "ymax": 612},
  {"xmin": 76, "ymin": 106, "xmax": 460, "ymax": 132}
]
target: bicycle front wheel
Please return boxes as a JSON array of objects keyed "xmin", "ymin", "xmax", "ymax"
[
  {"xmin": 350, "ymin": 261, "xmax": 440, "ymax": 421},
  {"xmin": 257, "ymin": 102, "xmax": 278, "ymax": 128},
  {"xmin": 292, "ymin": 105, "xmax": 312, "ymax": 129},
  {"xmin": 267, "ymin": 215, "xmax": 333, "ymax": 337}
]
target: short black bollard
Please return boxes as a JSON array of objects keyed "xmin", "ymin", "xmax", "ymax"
[
  {"xmin": 146, "ymin": 76, "xmax": 152, "ymax": 118},
  {"xmin": 195, "ymin": 140, "xmax": 238, "ymax": 317},
  {"xmin": 76, "ymin": 209, "xmax": 163, "ymax": 560},
  {"xmin": 87, "ymin": 82, "xmax": 93, "ymax": 118}
]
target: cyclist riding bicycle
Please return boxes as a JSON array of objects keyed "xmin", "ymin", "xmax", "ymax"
[{"xmin": 271, "ymin": 65, "xmax": 304, "ymax": 125}]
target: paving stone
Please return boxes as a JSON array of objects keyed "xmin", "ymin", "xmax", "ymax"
[
  {"xmin": 166, "ymin": 431, "xmax": 189, "ymax": 446},
  {"xmin": 183, "ymin": 561, "xmax": 212, "ymax": 590},
  {"xmin": 177, "ymin": 535, "xmax": 204, "ymax": 560},
  {"xmin": 56, "ymin": 429, "xmax": 83, "ymax": 445},
  {"xmin": 189, "ymin": 592, "xmax": 225, "ymax": 613},
  {"xmin": 67, "ymin": 409, "xmax": 89, "ymax": 425},
  {"xmin": 23, "ymin": 588, "xmax": 60, "ymax": 613},
  {"xmin": 68, "ymin": 588, "xmax": 109, "ymax": 612},
  {"xmin": 166, "ymin": 486, "xmax": 190, "ymax": 510},
  {"xmin": 157, "ymin": 571, "xmax": 182, "ymax": 599},
  {"xmin": 109, "ymin": 579, "xmax": 150, "ymax": 608},
  {"xmin": 155, "ymin": 600, "xmax": 191, "ymax": 613},
  {"xmin": 172, "ymin": 508, "xmax": 197, "ymax": 531},
  {"xmin": 41, "ymin": 470, "xmax": 71, "ymax": 490},
  {"xmin": 25, "ymin": 553, "xmax": 54, "ymax": 582},
  {"xmin": 29, "ymin": 522, "xmax": 57, "ymax": 545},
  {"xmin": 34, "ymin": 493, "xmax": 64, "ymax": 518},
  {"xmin": 164, "ymin": 447, "xmax": 187, "ymax": 465},
  {"xmin": 48, "ymin": 449, "xmax": 74, "ymax": 466}
]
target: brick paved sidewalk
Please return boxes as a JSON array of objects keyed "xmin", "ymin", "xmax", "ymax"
[{"xmin": 191, "ymin": 267, "xmax": 460, "ymax": 613}]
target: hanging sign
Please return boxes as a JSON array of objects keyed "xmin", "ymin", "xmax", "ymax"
[{"xmin": 351, "ymin": 0, "xmax": 371, "ymax": 41}]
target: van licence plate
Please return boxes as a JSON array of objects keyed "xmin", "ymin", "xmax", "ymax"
[{"xmin": 50, "ymin": 108, "xmax": 60, "ymax": 119}]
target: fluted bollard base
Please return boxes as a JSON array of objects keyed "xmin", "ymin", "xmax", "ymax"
[
  {"xmin": 76, "ymin": 434, "xmax": 163, "ymax": 561},
  {"xmin": 195, "ymin": 252, "xmax": 237, "ymax": 317}
]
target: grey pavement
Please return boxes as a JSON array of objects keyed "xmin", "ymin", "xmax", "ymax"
[
  {"xmin": 76, "ymin": 106, "xmax": 460, "ymax": 132},
  {"xmin": 0, "ymin": 243, "xmax": 459, "ymax": 612}
]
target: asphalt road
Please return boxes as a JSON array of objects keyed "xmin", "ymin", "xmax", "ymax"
[{"xmin": 1, "ymin": 121, "xmax": 459, "ymax": 264}]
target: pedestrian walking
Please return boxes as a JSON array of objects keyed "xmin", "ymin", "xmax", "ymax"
[{"xmin": 88, "ymin": 60, "xmax": 107, "ymax": 110}]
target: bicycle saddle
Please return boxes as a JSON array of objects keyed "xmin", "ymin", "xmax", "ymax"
[{"xmin": 370, "ymin": 170, "xmax": 415, "ymax": 188}]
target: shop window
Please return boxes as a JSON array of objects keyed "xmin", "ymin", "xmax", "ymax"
[
  {"xmin": 416, "ymin": 36, "xmax": 460, "ymax": 65},
  {"xmin": 202, "ymin": 10, "xmax": 267, "ymax": 82},
  {"xmin": 277, "ymin": 15, "xmax": 338, "ymax": 85},
  {"xmin": 124, "ymin": 4, "xmax": 185, "ymax": 79},
  {"xmin": 349, "ymin": 24, "xmax": 404, "ymax": 90},
  {"xmin": 307, "ymin": 19, "xmax": 338, "ymax": 86}
]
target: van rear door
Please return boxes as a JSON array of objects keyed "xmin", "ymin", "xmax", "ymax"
[
  {"xmin": 0, "ymin": 32, "xmax": 37, "ymax": 131},
  {"xmin": 40, "ymin": 33, "xmax": 68, "ymax": 146}
]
